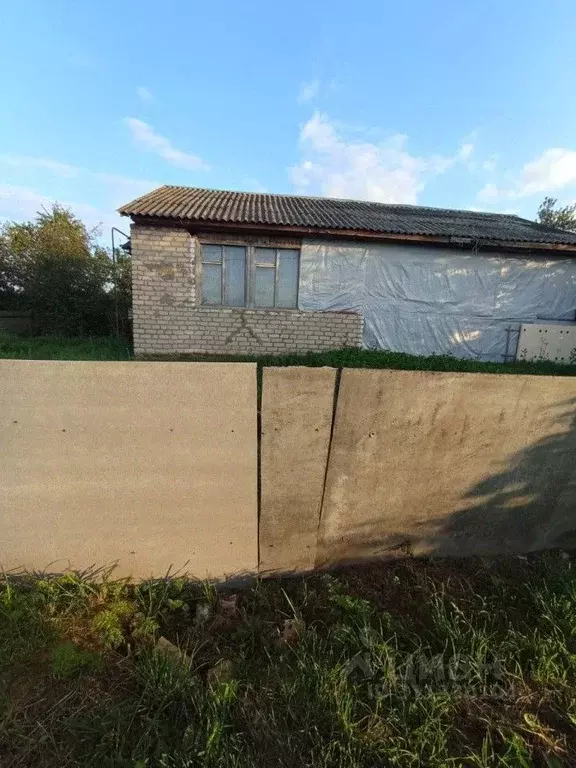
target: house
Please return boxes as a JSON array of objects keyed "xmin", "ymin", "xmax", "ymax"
[{"xmin": 118, "ymin": 186, "xmax": 576, "ymax": 360}]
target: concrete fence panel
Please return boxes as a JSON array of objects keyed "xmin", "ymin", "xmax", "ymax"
[
  {"xmin": 0, "ymin": 361, "xmax": 257, "ymax": 579},
  {"xmin": 260, "ymin": 366, "xmax": 336, "ymax": 572},
  {"xmin": 3, "ymin": 361, "xmax": 576, "ymax": 580},
  {"xmin": 317, "ymin": 369, "xmax": 576, "ymax": 565}
]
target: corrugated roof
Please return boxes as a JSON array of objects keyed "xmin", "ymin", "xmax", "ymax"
[{"xmin": 118, "ymin": 185, "xmax": 576, "ymax": 246}]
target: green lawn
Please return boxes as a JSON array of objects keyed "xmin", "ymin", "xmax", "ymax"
[
  {"xmin": 2, "ymin": 553, "xmax": 576, "ymax": 766},
  {"xmin": 0, "ymin": 333, "xmax": 132, "ymax": 361},
  {"xmin": 3, "ymin": 334, "xmax": 576, "ymax": 764},
  {"xmin": 1, "ymin": 332, "xmax": 576, "ymax": 376}
]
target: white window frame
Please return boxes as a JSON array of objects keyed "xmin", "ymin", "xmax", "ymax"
[{"xmin": 197, "ymin": 240, "xmax": 301, "ymax": 309}]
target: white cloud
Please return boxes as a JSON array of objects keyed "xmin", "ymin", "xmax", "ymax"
[
  {"xmin": 91, "ymin": 172, "xmax": 157, "ymax": 196},
  {"xmin": 0, "ymin": 155, "xmax": 79, "ymax": 178},
  {"xmin": 0, "ymin": 184, "xmax": 55, "ymax": 220},
  {"xmin": 477, "ymin": 182, "xmax": 500, "ymax": 202},
  {"xmin": 289, "ymin": 111, "xmax": 467, "ymax": 204},
  {"xmin": 137, "ymin": 86, "xmax": 154, "ymax": 104},
  {"xmin": 515, "ymin": 148, "xmax": 576, "ymax": 196},
  {"xmin": 458, "ymin": 143, "xmax": 474, "ymax": 161},
  {"xmin": 482, "ymin": 157, "xmax": 497, "ymax": 173},
  {"xmin": 0, "ymin": 184, "xmax": 115, "ymax": 233},
  {"xmin": 0, "ymin": 159, "xmax": 158, "ymax": 237},
  {"xmin": 297, "ymin": 79, "xmax": 320, "ymax": 104},
  {"xmin": 0, "ymin": 154, "xmax": 157, "ymax": 198},
  {"xmin": 477, "ymin": 148, "xmax": 576, "ymax": 202},
  {"xmin": 242, "ymin": 177, "xmax": 268, "ymax": 193},
  {"xmin": 124, "ymin": 117, "xmax": 209, "ymax": 171}
]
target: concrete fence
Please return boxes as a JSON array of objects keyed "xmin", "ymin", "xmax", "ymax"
[
  {"xmin": 260, "ymin": 367, "xmax": 576, "ymax": 572},
  {"xmin": 2, "ymin": 361, "xmax": 576, "ymax": 579},
  {"xmin": 0, "ymin": 361, "xmax": 257, "ymax": 579}
]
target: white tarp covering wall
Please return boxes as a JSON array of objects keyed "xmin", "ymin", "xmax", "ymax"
[{"xmin": 299, "ymin": 239, "xmax": 576, "ymax": 361}]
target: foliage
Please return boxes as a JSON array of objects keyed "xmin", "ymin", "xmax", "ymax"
[
  {"xmin": 113, "ymin": 248, "xmax": 132, "ymax": 335},
  {"xmin": 0, "ymin": 205, "xmax": 131, "ymax": 336},
  {"xmin": 0, "ymin": 331, "xmax": 131, "ymax": 359},
  {"xmin": 3, "ymin": 331, "xmax": 576, "ymax": 376},
  {"xmin": 2, "ymin": 554, "xmax": 576, "ymax": 766},
  {"xmin": 537, "ymin": 196, "xmax": 576, "ymax": 231},
  {"xmin": 91, "ymin": 600, "xmax": 135, "ymax": 649},
  {"xmin": 211, "ymin": 346, "xmax": 576, "ymax": 376},
  {"xmin": 50, "ymin": 643, "xmax": 100, "ymax": 679}
]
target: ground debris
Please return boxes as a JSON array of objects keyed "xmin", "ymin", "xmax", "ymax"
[
  {"xmin": 195, "ymin": 601, "xmax": 213, "ymax": 625},
  {"xmin": 3, "ymin": 552, "xmax": 576, "ymax": 766},
  {"xmin": 206, "ymin": 658, "xmax": 234, "ymax": 686},
  {"xmin": 275, "ymin": 618, "xmax": 305, "ymax": 647},
  {"xmin": 155, "ymin": 635, "xmax": 185, "ymax": 662},
  {"xmin": 218, "ymin": 593, "xmax": 239, "ymax": 617}
]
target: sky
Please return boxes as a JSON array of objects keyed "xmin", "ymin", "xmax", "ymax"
[{"xmin": 2, "ymin": 0, "xmax": 576, "ymax": 241}]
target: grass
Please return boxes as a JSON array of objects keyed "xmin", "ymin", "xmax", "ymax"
[
  {"xmin": 0, "ymin": 333, "xmax": 131, "ymax": 360},
  {"xmin": 1, "ymin": 332, "xmax": 576, "ymax": 376},
  {"xmin": 2, "ymin": 332, "xmax": 575, "ymax": 763},
  {"xmin": 177, "ymin": 346, "xmax": 576, "ymax": 377},
  {"xmin": 2, "ymin": 553, "xmax": 576, "ymax": 766}
]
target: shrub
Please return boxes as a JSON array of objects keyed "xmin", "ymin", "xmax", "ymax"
[{"xmin": 0, "ymin": 205, "xmax": 131, "ymax": 336}]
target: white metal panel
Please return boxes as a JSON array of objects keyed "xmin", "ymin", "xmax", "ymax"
[{"xmin": 516, "ymin": 323, "xmax": 576, "ymax": 363}]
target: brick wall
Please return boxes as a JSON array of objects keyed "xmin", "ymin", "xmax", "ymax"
[{"xmin": 131, "ymin": 224, "xmax": 363, "ymax": 356}]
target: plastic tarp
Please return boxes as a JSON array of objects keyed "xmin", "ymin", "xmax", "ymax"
[{"xmin": 299, "ymin": 239, "xmax": 576, "ymax": 361}]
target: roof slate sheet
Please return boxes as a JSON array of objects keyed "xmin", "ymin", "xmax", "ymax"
[{"xmin": 119, "ymin": 185, "xmax": 576, "ymax": 246}]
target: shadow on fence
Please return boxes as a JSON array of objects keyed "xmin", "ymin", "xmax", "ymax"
[{"xmin": 314, "ymin": 396, "xmax": 576, "ymax": 567}]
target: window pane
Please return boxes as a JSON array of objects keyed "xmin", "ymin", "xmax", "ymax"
[
  {"xmin": 254, "ymin": 267, "xmax": 275, "ymax": 307},
  {"xmin": 203, "ymin": 263, "xmax": 222, "ymax": 305},
  {"xmin": 224, "ymin": 246, "xmax": 246, "ymax": 306},
  {"xmin": 276, "ymin": 249, "xmax": 299, "ymax": 308},
  {"xmin": 202, "ymin": 244, "xmax": 222, "ymax": 263},
  {"xmin": 255, "ymin": 247, "xmax": 276, "ymax": 266}
]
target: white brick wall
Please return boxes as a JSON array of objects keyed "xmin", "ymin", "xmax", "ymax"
[{"xmin": 131, "ymin": 224, "xmax": 363, "ymax": 356}]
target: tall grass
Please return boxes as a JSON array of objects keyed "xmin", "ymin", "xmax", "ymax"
[
  {"xmin": 1, "ymin": 553, "xmax": 576, "ymax": 766},
  {"xmin": 0, "ymin": 332, "xmax": 131, "ymax": 360},
  {"xmin": 2, "ymin": 331, "xmax": 576, "ymax": 375}
]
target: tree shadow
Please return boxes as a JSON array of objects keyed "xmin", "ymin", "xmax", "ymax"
[
  {"xmin": 316, "ymin": 396, "xmax": 576, "ymax": 567},
  {"xmin": 437, "ymin": 396, "xmax": 576, "ymax": 555}
]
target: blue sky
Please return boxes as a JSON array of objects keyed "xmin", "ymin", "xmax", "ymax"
[{"xmin": 2, "ymin": 0, "xmax": 576, "ymax": 238}]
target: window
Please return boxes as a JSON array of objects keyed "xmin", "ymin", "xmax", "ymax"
[{"xmin": 200, "ymin": 244, "xmax": 299, "ymax": 308}]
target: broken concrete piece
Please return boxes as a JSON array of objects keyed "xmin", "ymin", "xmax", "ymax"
[
  {"xmin": 207, "ymin": 658, "xmax": 234, "ymax": 686},
  {"xmin": 218, "ymin": 594, "xmax": 239, "ymax": 617},
  {"xmin": 195, "ymin": 602, "xmax": 213, "ymax": 624},
  {"xmin": 275, "ymin": 618, "xmax": 305, "ymax": 647},
  {"xmin": 155, "ymin": 635, "xmax": 184, "ymax": 662}
]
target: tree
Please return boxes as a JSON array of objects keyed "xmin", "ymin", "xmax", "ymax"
[
  {"xmin": 112, "ymin": 246, "xmax": 132, "ymax": 336},
  {"xmin": 0, "ymin": 205, "xmax": 129, "ymax": 336},
  {"xmin": 536, "ymin": 196, "xmax": 576, "ymax": 231}
]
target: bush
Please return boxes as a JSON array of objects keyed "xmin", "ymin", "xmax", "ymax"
[
  {"xmin": 0, "ymin": 205, "xmax": 131, "ymax": 336},
  {"xmin": 50, "ymin": 642, "xmax": 100, "ymax": 679}
]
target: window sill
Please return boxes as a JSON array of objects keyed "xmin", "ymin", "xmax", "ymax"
[{"xmin": 199, "ymin": 305, "xmax": 301, "ymax": 312}]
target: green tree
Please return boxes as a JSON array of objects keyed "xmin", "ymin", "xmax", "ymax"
[
  {"xmin": 0, "ymin": 204, "xmax": 129, "ymax": 336},
  {"xmin": 112, "ymin": 246, "xmax": 132, "ymax": 335},
  {"xmin": 536, "ymin": 196, "xmax": 576, "ymax": 231}
]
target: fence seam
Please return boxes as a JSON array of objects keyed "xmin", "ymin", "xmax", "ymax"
[{"xmin": 315, "ymin": 367, "xmax": 342, "ymax": 557}]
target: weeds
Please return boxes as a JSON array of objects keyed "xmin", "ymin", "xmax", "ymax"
[
  {"xmin": 50, "ymin": 643, "xmax": 100, "ymax": 679},
  {"xmin": 0, "ymin": 332, "xmax": 131, "ymax": 360},
  {"xmin": 1, "ymin": 553, "xmax": 576, "ymax": 766},
  {"xmin": 138, "ymin": 345, "xmax": 576, "ymax": 377},
  {"xmin": 3, "ymin": 331, "xmax": 576, "ymax": 376}
]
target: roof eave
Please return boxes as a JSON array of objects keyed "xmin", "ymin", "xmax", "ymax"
[{"xmin": 122, "ymin": 213, "xmax": 576, "ymax": 255}]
